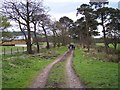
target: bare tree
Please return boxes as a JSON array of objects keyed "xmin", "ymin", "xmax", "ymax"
[
  {"xmin": 49, "ymin": 20, "xmax": 60, "ymax": 48},
  {"xmin": 1, "ymin": 0, "xmax": 44, "ymax": 54},
  {"xmin": 31, "ymin": 2, "xmax": 45, "ymax": 53},
  {"xmin": 38, "ymin": 14, "xmax": 51, "ymax": 49}
]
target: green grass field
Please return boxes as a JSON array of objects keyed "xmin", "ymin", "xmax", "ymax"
[
  {"xmin": 0, "ymin": 54, "xmax": 2, "ymax": 89},
  {"xmin": 3, "ymin": 56, "xmax": 52, "ymax": 88},
  {"xmin": 73, "ymin": 48, "xmax": 118, "ymax": 88},
  {"xmin": 2, "ymin": 46, "xmax": 67, "ymax": 88},
  {"xmin": 0, "ymin": 46, "xmax": 2, "ymax": 51}
]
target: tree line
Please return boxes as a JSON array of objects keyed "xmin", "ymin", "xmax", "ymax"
[
  {"xmin": 0, "ymin": 0, "xmax": 120, "ymax": 54},
  {"xmin": 74, "ymin": 3, "xmax": 120, "ymax": 53}
]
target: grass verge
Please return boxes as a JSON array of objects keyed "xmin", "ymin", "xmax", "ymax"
[
  {"xmin": 45, "ymin": 61, "xmax": 66, "ymax": 88},
  {"xmin": 2, "ymin": 46, "xmax": 67, "ymax": 88},
  {"xmin": 73, "ymin": 48, "xmax": 118, "ymax": 88},
  {"xmin": 3, "ymin": 57, "xmax": 52, "ymax": 88}
]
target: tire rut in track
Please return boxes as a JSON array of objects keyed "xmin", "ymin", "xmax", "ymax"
[{"xmin": 65, "ymin": 50, "xmax": 85, "ymax": 88}]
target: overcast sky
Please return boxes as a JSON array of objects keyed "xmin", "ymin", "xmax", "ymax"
[
  {"xmin": 0, "ymin": 0, "xmax": 119, "ymax": 37},
  {"xmin": 43, "ymin": 0, "xmax": 120, "ymax": 38},
  {"xmin": 0, "ymin": 0, "xmax": 119, "ymax": 21},
  {"xmin": 44, "ymin": 0, "xmax": 120, "ymax": 21}
]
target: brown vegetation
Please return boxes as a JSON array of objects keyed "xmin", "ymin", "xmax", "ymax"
[
  {"xmin": 0, "ymin": 40, "xmax": 26, "ymax": 45},
  {"xmin": 84, "ymin": 47, "xmax": 119, "ymax": 63}
]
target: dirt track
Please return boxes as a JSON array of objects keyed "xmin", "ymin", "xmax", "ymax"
[
  {"xmin": 29, "ymin": 51, "xmax": 69, "ymax": 88},
  {"xmin": 29, "ymin": 50, "xmax": 85, "ymax": 88}
]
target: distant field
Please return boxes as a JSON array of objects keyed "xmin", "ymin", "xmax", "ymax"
[
  {"xmin": 0, "ymin": 46, "xmax": 25, "ymax": 53},
  {"xmin": 96, "ymin": 43, "xmax": 120, "ymax": 51}
]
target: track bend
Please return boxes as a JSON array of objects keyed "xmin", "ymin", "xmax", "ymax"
[{"xmin": 29, "ymin": 51, "xmax": 69, "ymax": 88}]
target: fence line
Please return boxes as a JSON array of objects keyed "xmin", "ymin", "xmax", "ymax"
[{"xmin": 2, "ymin": 47, "xmax": 25, "ymax": 56}]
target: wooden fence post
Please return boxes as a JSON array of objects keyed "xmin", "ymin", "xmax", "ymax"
[
  {"xmin": 23, "ymin": 47, "xmax": 24, "ymax": 53},
  {"xmin": 11, "ymin": 48, "xmax": 12, "ymax": 55},
  {"xmin": 17, "ymin": 48, "xmax": 19, "ymax": 53},
  {"xmin": 4, "ymin": 48, "xmax": 5, "ymax": 56}
]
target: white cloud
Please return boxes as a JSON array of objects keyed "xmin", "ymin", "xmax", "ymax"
[
  {"xmin": 50, "ymin": 12, "xmax": 78, "ymax": 21},
  {"xmin": 45, "ymin": 0, "xmax": 119, "ymax": 21},
  {"xmin": 109, "ymin": 0, "xmax": 120, "ymax": 2}
]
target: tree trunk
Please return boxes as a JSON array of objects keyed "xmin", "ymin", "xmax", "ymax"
[
  {"xmin": 113, "ymin": 34, "xmax": 118, "ymax": 50},
  {"xmin": 87, "ymin": 42, "xmax": 90, "ymax": 52},
  {"xmin": 42, "ymin": 26, "xmax": 50, "ymax": 49},
  {"xmin": 57, "ymin": 36, "xmax": 60, "ymax": 47},
  {"xmin": 26, "ymin": 1, "xmax": 32, "ymax": 54},
  {"xmin": 61, "ymin": 29, "xmax": 66, "ymax": 46},
  {"xmin": 114, "ymin": 43, "xmax": 117, "ymax": 50},
  {"xmin": 33, "ymin": 33, "xmax": 39, "ymax": 53},
  {"xmin": 113, "ymin": 42, "xmax": 117, "ymax": 50},
  {"xmin": 27, "ymin": 33, "xmax": 32, "ymax": 54},
  {"xmin": 101, "ymin": 14, "xmax": 109, "ymax": 53},
  {"xmin": 79, "ymin": 33, "xmax": 82, "ymax": 46},
  {"xmin": 26, "ymin": 40, "xmax": 32, "ymax": 54},
  {"xmin": 52, "ymin": 29, "xmax": 56, "ymax": 48},
  {"xmin": 53, "ymin": 37, "xmax": 56, "ymax": 48},
  {"xmin": 26, "ymin": 27, "xmax": 32, "ymax": 54},
  {"xmin": 55, "ymin": 31, "xmax": 60, "ymax": 47},
  {"xmin": 102, "ymin": 28, "xmax": 109, "ymax": 53},
  {"xmin": 33, "ymin": 23, "xmax": 39, "ymax": 53},
  {"xmin": 85, "ymin": 18, "xmax": 90, "ymax": 52}
]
